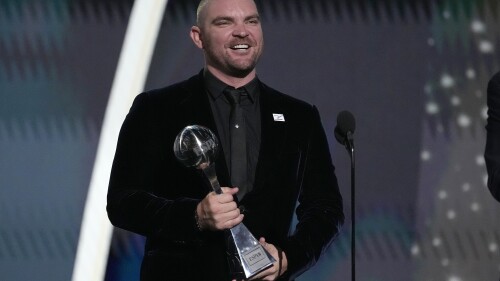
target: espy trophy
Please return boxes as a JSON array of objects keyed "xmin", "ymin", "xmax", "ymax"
[{"xmin": 173, "ymin": 125, "xmax": 275, "ymax": 279}]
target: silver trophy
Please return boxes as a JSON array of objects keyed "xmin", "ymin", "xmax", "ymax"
[{"xmin": 173, "ymin": 125, "xmax": 275, "ymax": 279}]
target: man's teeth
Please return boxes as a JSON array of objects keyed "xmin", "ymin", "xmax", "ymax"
[{"xmin": 232, "ymin": 44, "xmax": 249, "ymax": 49}]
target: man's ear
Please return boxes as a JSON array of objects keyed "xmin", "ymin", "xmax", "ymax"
[{"xmin": 190, "ymin": 26, "xmax": 203, "ymax": 49}]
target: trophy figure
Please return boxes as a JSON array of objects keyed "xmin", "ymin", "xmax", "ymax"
[{"xmin": 173, "ymin": 125, "xmax": 275, "ymax": 279}]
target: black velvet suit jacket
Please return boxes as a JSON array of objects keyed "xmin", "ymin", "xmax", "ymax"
[
  {"xmin": 486, "ymin": 71, "xmax": 500, "ymax": 202},
  {"xmin": 107, "ymin": 71, "xmax": 344, "ymax": 281}
]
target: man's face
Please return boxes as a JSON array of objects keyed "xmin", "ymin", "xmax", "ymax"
[{"xmin": 192, "ymin": 0, "xmax": 264, "ymax": 78}]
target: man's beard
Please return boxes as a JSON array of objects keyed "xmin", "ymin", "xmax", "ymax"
[{"xmin": 225, "ymin": 59, "xmax": 258, "ymax": 78}]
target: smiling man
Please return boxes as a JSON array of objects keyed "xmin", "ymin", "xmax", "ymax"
[
  {"xmin": 106, "ymin": 0, "xmax": 344, "ymax": 280},
  {"xmin": 191, "ymin": 0, "xmax": 263, "ymax": 82}
]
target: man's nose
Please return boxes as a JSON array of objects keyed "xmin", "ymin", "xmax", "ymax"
[{"xmin": 232, "ymin": 23, "xmax": 249, "ymax": 37}]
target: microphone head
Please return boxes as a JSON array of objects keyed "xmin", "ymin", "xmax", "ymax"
[
  {"xmin": 335, "ymin": 110, "xmax": 356, "ymax": 145},
  {"xmin": 337, "ymin": 110, "xmax": 356, "ymax": 134}
]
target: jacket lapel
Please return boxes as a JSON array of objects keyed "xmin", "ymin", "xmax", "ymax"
[{"xmin": 254, "ymin": 84, "xmax": 288, "ymax": 191}]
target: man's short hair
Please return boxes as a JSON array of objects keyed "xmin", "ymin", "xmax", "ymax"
[
  {"xmin": 196, "ymin": 0, "xmax": 260, "ymax": 26},
  {"xmin": 196, "ymin": 0, "xmax": 209, "ymax": 26}
]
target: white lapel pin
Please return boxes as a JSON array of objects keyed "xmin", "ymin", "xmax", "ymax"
[{"xmin": 273, "ymin": 113, "xmax": 285, "ymax": 122}]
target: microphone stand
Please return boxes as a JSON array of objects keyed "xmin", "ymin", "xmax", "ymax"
[{"xmin": 346, "ymin": 131, "xmax": 355, "ymax": 281}]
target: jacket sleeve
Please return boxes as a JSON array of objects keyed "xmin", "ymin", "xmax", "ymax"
[
  {"xmin": 281, "ymin": 106, "xmax": 345, "ymax": 280},
  {"xmin": 106, "ymin": 93, "xmax": 202, "ymax": 242},
  {"xmin": 485, "ymin": 72, "xmax": 500, "ymax": 202}
]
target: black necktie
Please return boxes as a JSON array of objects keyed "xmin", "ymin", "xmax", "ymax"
[{"xmin": 224, "ymin": 87, "xmax": 247, "ymax": 200}]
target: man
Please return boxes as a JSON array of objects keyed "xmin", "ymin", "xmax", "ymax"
[
  {"xmin": 485, "ymin": 71, "xmax": 500, "ymax": 202},
  {"xmin": 106, "ymin": 0, "xmax": 344, "ymax": 280}
]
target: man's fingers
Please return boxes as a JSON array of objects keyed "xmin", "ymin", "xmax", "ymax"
[
  {"xmin": 211, "ymin": 187, "xmax": 238, "ymax": 203},
  {"xmin": 259, "ymin": 237, "xmax": 274, "ymax": 252},
  {"xmin": 215, "ymin": 193, "xmax": 237, "ymax": 204},
  {"xmin": 224, "ymin": 213, "xmax": 244, "ymax": 228},
  {"xmin": 212, "ymin": 210, "xmax": 243, "ymax": 228},
  {"xmin": 205, "ymin": 197, "xmax": 238, "ymax": 213},
  {"xmin": 202, "ymin": 205, "xmax": 242, "ymax": 230},
  {"xmin": 221, "ymin": 186, "xmax": 239, "ymax": 195},
  {"xmin": 199, "ymin": 187, "xmax": 243, "ymax": 230}
]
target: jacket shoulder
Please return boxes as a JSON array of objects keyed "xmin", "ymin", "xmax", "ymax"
[
  {"xmin": 260, "ymin": 82, "xmax": 314, "ymax": 112},
  {"xmin": 139, "ymin": 74, "xmax": 202, "ymax": 105}
]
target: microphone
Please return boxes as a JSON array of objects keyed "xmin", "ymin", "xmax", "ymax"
[
  {"xmin": 334, "ymin": 110, "xmax": 356, "ymax": 150},
  {"xmin": 334, "ymin": 110, "xmax": 356, "ymax": 281}
]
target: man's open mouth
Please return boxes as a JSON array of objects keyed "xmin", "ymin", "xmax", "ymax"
[{"xmin": 230, "ymin": 44, "xmax": 250, "ymax": 50}]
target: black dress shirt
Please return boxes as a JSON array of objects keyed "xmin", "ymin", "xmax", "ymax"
[{"xmin": 204, "ymin": 69, "xmax": 261, "ymax": 196}]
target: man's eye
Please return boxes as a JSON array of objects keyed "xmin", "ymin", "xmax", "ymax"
[{"xmin": 215, "ymin": 20, "xmax": 230, "ymax": 26}]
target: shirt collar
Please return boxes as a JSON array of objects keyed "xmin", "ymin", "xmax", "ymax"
[{"xmin": 204, "ymin": 69, "xmax": 259, "ymax": 103}]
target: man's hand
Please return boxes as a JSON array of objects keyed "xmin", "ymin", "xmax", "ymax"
[
  {"xmin": 196, "ymin": 187, "xmax": 243, "ymax": 231},
  {"xmin": 248, "ymin": 237, "xmax": 288, "ymax": 281}
]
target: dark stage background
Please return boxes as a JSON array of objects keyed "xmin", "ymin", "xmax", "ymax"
[{"xmin": 1, "ymin": 0, "xmax": 499, "ymax": 280}]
